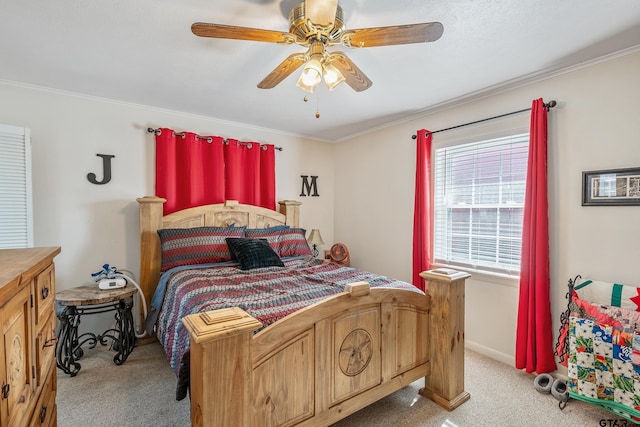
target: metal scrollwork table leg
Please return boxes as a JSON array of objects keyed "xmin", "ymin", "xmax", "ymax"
[{"xmin": 56, "ymin": 294, "xmax": 137, "ymax": 376}]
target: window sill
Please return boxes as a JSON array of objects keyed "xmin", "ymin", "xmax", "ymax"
[{"xmin": 430, "ymin": 263, "xmax": 520, "ymax": 288}]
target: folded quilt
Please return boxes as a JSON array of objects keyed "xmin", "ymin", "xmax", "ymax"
[{"xmin": 567, "ymin": 298, "xmax": 640, "ymax": 421}]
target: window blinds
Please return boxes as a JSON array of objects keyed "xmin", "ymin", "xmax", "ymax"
[
  {"xmin": 433, "ymin": 133, "xmax": 529, "ymax": 275},
  {"xmin": 0, "ymin": 124, "xmax": 33, "ymax": 248}
]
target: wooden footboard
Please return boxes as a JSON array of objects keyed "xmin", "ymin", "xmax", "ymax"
[{"xmin": 183, "ymin": 272, "xmax": 469, "ymax": 426}]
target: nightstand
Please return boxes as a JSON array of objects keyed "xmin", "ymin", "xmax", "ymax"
[{"xmin": 55, "ymin": 284, "xmax": 137, "ymax": 376}]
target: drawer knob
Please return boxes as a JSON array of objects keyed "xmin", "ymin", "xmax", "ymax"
[
  {"xmin": 44, "ymin": 336, "xmax": 58, "ymax": 348},
  {"xmin": 41, "ymin": 287, "xmax": 50, "ymax": 299},
  {"xmin": 1, "ymin": 383, "xmax": 9, "ymax": 399},
  {"xmin": 40, "ymin": 405, "xmax": 48, "ymax": 423}
]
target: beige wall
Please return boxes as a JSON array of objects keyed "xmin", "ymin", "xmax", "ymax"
[{"xmin": 334, "ymin": 51, "xmax": 640, "ymax": 365}]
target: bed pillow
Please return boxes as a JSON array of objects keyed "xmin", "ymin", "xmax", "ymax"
[
  {"xmin": 158, "ymin": 226, "xmax": 246, "ymax": 272},
  {"xmin": 250, "ymin": 225, "xmax": 290, "ymax": 232},
  {"xmin": 244, "ymin": 226, "xmax": 289, "ymax": 253},
  {"xmin": 225, "ymin": 237, "xmax": 285, "ymax": 270},
  {"xmin": 278, "ymin": 228, "xmax": 312, "ymax": 258}
]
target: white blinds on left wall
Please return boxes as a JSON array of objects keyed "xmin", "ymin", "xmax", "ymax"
[{"xmin": 0, "ymin": 124, "xmax": 33, "ymax": 248}]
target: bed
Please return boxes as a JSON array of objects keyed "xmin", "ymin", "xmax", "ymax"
[
  {"xmin": 137, "ymin": 196, "xmax": 470, "ymax": 426},
  {"xmin": 556, "ymin": 276, "xmax": 640, "ymax": 422}
]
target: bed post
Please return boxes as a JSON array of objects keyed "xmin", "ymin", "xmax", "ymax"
[
  {"xmin": 182, "ymin": 307, "xmax": 262, "ymax": 427},
  {"xmin": 278, "ymin": 200, "xmax": 301, "ymax": 227},
  {"xmin": 136, "ymin": 196, "xmax": 166, "ymax": 326},
  {"xmin": 419, "ymin": 269, "xmax": 471, "ymax": 410}
]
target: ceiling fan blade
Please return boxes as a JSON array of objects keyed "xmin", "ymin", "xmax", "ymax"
[
  {"xmin": 342, "ymin": 22, "xmax": 444, "ymax": 48},
  {"xmin": 305, "ymin": 0, "xmax": 338, "ymax": 26},
  {"xmin": 257, "ymin": 53, "xmax": 307, "ymax": 89},
  {"xmin": 327, "ymin": 52, "xmax": 372, "ymax": 92},
  {"xmin": 191, "ymin": 23, "xmax": 297, "ymax": 44}
]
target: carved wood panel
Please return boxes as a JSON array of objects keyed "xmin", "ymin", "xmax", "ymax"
[
  {"xmin": 213, "ymin": 211, "xmax": 250, "ymax": 227},
  {"xmin": 163, "ymin": 215, "xmax": 206, "ymax": 228},
  {"xmin": 1, "ymin": 285, "xmax": 32, "ymax": 426},
  {"xmin": 252, "ymin": 331, "xmax": 314, "ymax": 427},
  {"xmin": 254, "ymin": 215, "xmax": 285, "ymax": 229},
  {"xmin": 331, "ymin": 306, "xmax": 380, "ymax": 405},
  {"xmin": 392, "ymin": 304, "xmax": 430, "ymax": 375},
  {"xmin": 339, "ymin": 329, "xmax": 372, "ymax": 376}
]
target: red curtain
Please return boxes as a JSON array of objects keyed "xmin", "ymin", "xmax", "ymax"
[
  {"xmin": 515, "ymin": 99, "xmax": 556, "ymax": 373},
  {"xmin": 412, "ymin": 129, "xmax": 433, "ymax": 292},
  {"xmin": 155, "ymin": 128, "xmax": 276, "ymax": 215}
]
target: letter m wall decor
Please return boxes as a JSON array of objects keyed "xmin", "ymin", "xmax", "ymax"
[{"xmin": 300, "ymin": 175, "xmax": 319, "ymax": 197}]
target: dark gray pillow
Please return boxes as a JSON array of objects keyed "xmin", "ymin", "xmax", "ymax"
[{"xmin": 225, "ymin": 238, "xmax": 285, "ymax": 270}]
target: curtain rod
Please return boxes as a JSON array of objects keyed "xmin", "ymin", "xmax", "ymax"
[
  {"xmin": 146, "ymin": 127, "xmax": 283, "ymax": 151},
  {"xmin": 411, "ymin": 100, "xmax": 557, "ymax": 139}
]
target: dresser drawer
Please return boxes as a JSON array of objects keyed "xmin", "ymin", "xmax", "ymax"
[
  {"xmin": 29, "ymin": 366, "xmax": 56, "ymax": 427},
  {"xmin": 34, "ymin": 264, "xmax": 55, "ymax": 327},
  {"xmin": 35, "ymin": 311, "xmax": 57, "ymax": 387}
]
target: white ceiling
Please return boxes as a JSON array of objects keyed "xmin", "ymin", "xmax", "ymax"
[{"xmin": 2, "ymin": 1, "xmax": 640, "ymax": 142}]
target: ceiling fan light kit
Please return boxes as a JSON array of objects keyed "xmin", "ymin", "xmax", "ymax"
[
  {"xmin": 191, "ymin": 0, "xmax": 443, "ymax": 93},
  {"xmin": 295, "ymin": 40, "xmax": 346, "ymax": 92}
]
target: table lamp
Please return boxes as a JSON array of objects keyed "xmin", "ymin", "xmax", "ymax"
[{"xmin": 307, "ymin": 229, "xmax": 324, "ymax": 257}]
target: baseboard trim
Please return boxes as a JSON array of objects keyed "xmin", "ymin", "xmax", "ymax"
[
  {"xmin": 465, "ymin": 341, "xmax": 568, "ymax": 378},
  {"xmin": 465, "ymin": 340, "xmax": 514, "ymax": 366}
]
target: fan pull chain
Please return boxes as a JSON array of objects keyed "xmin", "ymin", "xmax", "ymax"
[{"xmin": 302, "ymin": 95, "xmax": 321, "ymax": 118}]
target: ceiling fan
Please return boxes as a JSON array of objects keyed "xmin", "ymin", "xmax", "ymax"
[{"xmin": 191, "ymin": 0, "xmax": 443, "ymax": 93}]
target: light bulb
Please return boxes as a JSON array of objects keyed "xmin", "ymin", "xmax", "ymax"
[
  {"xmin": 296, "ymin": 58, "xmax": 323, "ymax": 93},
  {"xmin": 323, "ymin": 63, "xmax": 345, "ymax": 90},
  {"xmin": 301, "ymin": 67, "xmax": 321, "ymax": 86}
]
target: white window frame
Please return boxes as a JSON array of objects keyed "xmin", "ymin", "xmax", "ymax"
[
  {"xmin": 0, "ymin": 124, "xmax": 33, "ymax": 248},
  {"xmin": 432, "ymin": 132, "xmax": 529, "ymax": 278}
]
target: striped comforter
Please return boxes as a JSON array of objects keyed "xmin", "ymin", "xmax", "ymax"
[{"xmin": 155, "ymin": 256, "xmax": 418, "ymax": 398}]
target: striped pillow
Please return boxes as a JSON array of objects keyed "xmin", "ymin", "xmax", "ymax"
[
  {"xmin": 245, "ymin": 226, "xmax": 289, "ymax": 253},
  {"xmin": 157, "ymin": 226, "xmax": 246, "ymax": 272},
  {"xmin": 278, "ymin": 228, "xmax": 312, "ymax": 258}
]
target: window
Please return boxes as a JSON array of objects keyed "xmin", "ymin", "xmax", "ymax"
[
  {"xmin": 433, "ymin": 133, "xmax": 529, "ymax": 275},
  {"xmin": 0, "ymin": 124, "xmax": 33, "ymax": 248}
]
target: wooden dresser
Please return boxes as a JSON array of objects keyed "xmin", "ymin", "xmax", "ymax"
[{"xmin": 0, "ymin": 247, "xmax": 60, "ymax": 427}]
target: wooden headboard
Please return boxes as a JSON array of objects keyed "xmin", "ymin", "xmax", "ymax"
[{"xmin": 136, "ymin": 196, "xmax": 301, "ymax": 321}]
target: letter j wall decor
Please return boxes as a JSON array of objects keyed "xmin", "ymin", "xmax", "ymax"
[{"xmin": 87, "ymin": 153, "xmax": 115, "ymax": 185}]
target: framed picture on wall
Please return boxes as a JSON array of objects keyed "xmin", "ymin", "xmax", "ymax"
[{"xmin": 582, "ymin": 167, "xmax": 640, "ymax": 206}]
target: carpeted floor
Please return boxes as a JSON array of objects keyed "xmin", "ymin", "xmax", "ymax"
[{"xmin": 57, "ymin": 342, "xmax": 628, "ymax": 426}]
